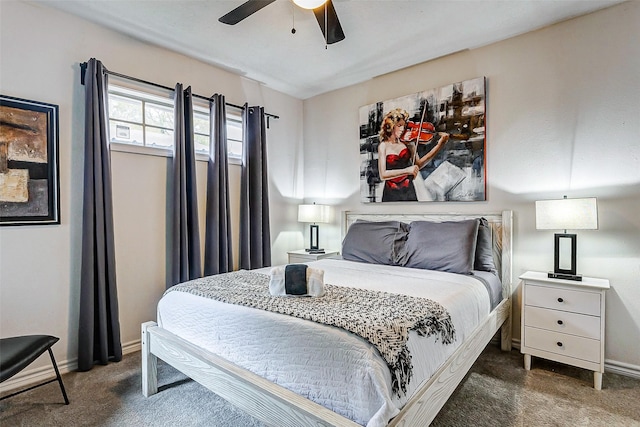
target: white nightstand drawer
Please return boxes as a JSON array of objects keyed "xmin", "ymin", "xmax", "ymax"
[
  {"xmin": 289, "ymin": 255, "xmax": 315, "ymax": 263},
  {"xmin": 524, "ymin": 326, "xmax": 601, "ymax": 363},
  {"xmin": 525, "ymin": 284, "xmax": 601, "ymax": 316},
  {"xmin": 524, "ymin": 306, "xmax": 601, "ymax": 340}
]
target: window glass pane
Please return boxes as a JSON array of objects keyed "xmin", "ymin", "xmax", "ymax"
[
  {"xmin": 145, "ymin": 103, "xmax": 174, "ymax": 128},
  {"xmin": 228, "ymin": 140, "xmax": 242, "ymax": 158},
  {"xmin": 193, "ymin": 112, "xmax": 210, "ymax": 136},
  {"xmin": 109, "ymin": 94, "xmax": 142, "ymax": 122},
  {"xmin": 146, "ymin": 126, "xmax": 174, "ymax": 149},
  {"xmin": 227, "ymin": 120, "xmax": 242, "ymax": 142},
  {"xmin": 194, "ymin": 134, "xmax": 209, "ymax": 152},
  {"xmin": 109, "ymin": 120, "xmax": 143, "ymax": 145}
]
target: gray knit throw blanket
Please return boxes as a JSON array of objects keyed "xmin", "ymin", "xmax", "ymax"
[{"xmin": 166, "ymin": 270, "xmax": 456, "ymax": 396}]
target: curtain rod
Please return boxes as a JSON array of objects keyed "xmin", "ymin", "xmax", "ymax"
[{"xmin": 79, "ymin": 62, "xmax": 280, "ymax": 123}]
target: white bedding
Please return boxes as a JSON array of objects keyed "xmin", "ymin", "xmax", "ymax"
[{"xmin": 157, "ymin": 259, "xmax": 492, "ymax": 427}]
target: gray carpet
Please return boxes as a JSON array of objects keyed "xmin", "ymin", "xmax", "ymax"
[{"xmin": 1, "ymin": 345, "xmax": 639, "ymax": 426}]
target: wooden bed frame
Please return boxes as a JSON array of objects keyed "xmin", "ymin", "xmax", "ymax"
[{"xmin": 141, "ymin": 210, "xmax": 513, "ymax": 426}]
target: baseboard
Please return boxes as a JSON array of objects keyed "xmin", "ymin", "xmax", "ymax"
[
  {"xmin": 123, "ymin": 339, "xmax": 141, "ymax": 355},
  {"xmin": 0, "ymin": 339, "xmax": 141, "ymax": 394},
  {"xmin": 604, "ymin": 359, "xmax": 640, "ymax": 379},
  {"xmin": 0, "ymin": 357, "xmax": 77, "ymax": 395}
]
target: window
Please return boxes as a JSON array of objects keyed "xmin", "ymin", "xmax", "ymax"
[
  {"xmin": 107, "ymin": 83, "xmax": 243, "ymax": 159},
  {"xmin": 226, "ymin": 113, "xmax": 243, "ymax": 158}
]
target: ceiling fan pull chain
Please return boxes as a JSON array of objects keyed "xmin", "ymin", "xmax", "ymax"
[
  {"xmin": 291, "ymin": 1, "xmax": 296, "ymax": 34},
  {"xmin": 324, "ymin": 2, "xmax": 328, "ymax": 49}
]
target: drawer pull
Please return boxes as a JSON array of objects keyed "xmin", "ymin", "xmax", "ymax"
[
  {"xmin": 557, "ymin": 297, "xmax": 564, "ymax": 303},
  {"xmin": 557, "ymin": 342, "xmax": 563, "ymax": 347},
  {"xmin": 557, "ymin": 320, "xmax": 564, "ymax": 325}
]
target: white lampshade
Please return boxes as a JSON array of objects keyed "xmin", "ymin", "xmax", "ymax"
[
  {"xmin": 535, "ymin": 197, "xmax": 598, "ymax": 231},
  {"xmin": 292, "ymin": 0, "xmax": 327, "ymax": 9},
  {"xmin": 298, "ymin": 204, "xmax": 331, "ymax": 223}
]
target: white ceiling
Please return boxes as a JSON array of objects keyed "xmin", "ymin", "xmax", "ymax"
[{"xmin": 37, "ymin": 0, "xmax": 624, "ymax": 99}]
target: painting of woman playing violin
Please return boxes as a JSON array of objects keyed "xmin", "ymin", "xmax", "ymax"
[{"xmin": 358, "ymin": 77, "xmax": 486, "ymax": 203}]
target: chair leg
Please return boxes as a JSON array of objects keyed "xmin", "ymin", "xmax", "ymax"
[{"xmin": 48, "ymin": 348, "xmax": 69, "ymax": 405}]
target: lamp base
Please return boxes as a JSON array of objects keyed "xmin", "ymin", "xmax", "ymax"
[
  {"xmin": 305, "ymin": 248, "xmax": 325, "ymax": 254},
  {"xmin": 548, "ymin": 271, "xmax": 582, "ymax": 281}
]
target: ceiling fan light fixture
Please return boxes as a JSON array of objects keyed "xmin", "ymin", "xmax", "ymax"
[{"xmin": 292, "ymin": 0, "xmax": 326, "ymax": 10}]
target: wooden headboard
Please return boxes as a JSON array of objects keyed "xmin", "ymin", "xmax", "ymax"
[{"xmin": 341, "ymin": 211, "xmax": 513, "ymax": 300}]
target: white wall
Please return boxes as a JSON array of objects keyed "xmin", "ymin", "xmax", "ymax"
[
  {"xmin": 302, "ymin": 2, "xmax": 640, "ymax": 371},
  {"xmin": 0, "ymin": 0, "xmax": 305, "ymax": 376}
]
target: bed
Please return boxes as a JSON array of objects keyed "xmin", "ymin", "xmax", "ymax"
[{"xmin": 141, "ymin": 210, "xmax": 513, "ymax": 426}]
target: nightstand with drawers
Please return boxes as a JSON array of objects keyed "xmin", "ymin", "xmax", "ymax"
[
  {"xmin": 520, "ymin": 271, "xmax": 610, "ymax": 389},
  {"xmin": 287, "ymin": 250, "xmax": 340, "ymax": 263}
]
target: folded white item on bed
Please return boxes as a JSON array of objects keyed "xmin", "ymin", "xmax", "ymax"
[
  {"xmin": 269, "ymin": 264, "xmax": 326, "ymax": 296},
  {"xmin": 157, "ymin": 259, "xmax": 492, "ymax": 427}
]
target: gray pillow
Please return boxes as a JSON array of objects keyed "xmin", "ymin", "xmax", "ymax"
[
  {"xmin": 475, "ymin": 217, "xmax": 497, "ymax": 273},
  {"xmin": 342, "ymin": 220, "xmax": 409, "ymax": 265},
  {"xmin": 405, "ymin": 219, "xmax": 479, "ymax": 274}
]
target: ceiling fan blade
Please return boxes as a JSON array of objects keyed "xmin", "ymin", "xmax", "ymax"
[
  {"xmin": 219, "ymin": 0, "xmax": 277, "ymax": 25},
  {"xmin": 313, "ymin": 0, "xmax": 345, "ymax": 44}
]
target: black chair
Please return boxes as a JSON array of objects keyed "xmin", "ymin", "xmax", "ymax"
[{"xmin": 0, "ymin": 335, "xmax": 69, "ymax": 404}]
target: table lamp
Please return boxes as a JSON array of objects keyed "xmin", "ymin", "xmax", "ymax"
[
  {"xmin": 535, "ymin": 196, "xmax": 598, "ymax": 281},
  {"xmin": 298, "ymin": 203, "xmax": 331, "ymax": 254}
]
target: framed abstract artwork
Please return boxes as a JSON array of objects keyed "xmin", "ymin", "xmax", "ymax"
[
  {"xmin": 359, "ymin": 77, "xmax": 486, "ymax": 203},
  {"xmin": 0, "ymin": 95, "xmax": 60, "ymax": 225}
]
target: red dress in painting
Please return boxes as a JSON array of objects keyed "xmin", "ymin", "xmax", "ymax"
[{"xmin": 382, "ymin": 147, "xmax": 417, "ymax": 202}]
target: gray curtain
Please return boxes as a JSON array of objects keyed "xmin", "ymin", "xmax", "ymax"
[
  {"xmin": 204, "ymin": 94, "xmax": 233, "ymax": 276},
  {"xmin": 78, "ymin": 58, "xmax": 122, "ymax": 371},
  {"xmin": 239, "ymin": 105, "xmax": 271, "ymax": 270},
  {"xmin": 170, "ymin": 84, "xmax": 201, "ymax": 287}
]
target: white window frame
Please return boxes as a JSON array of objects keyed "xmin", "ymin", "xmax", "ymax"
[{"xmin": 106, "ymin": 80, "xmax": 243, "ymax": 165}]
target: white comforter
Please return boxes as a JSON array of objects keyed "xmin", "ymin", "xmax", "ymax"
[{"xmin": 157, "ymin": 259, "xmax": 491, "ymax": 427}]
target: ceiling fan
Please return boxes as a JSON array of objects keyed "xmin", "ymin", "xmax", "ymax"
[{"xmin": 219, "ymin": 0, "xmax": 345, "ymax": 45}]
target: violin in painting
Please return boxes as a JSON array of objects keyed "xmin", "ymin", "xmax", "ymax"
[{"xmin": 401, "ymin": 121, "xmax": 436, "ymax": 143}]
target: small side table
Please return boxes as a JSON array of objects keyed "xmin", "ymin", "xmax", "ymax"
[
  {"xmin": 520, "ymin": 271, "xmax": 609, "ymax": 389},
  {"xmin": 287, "ymin": 250, "xmax": 339, "ymax": 263}
]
